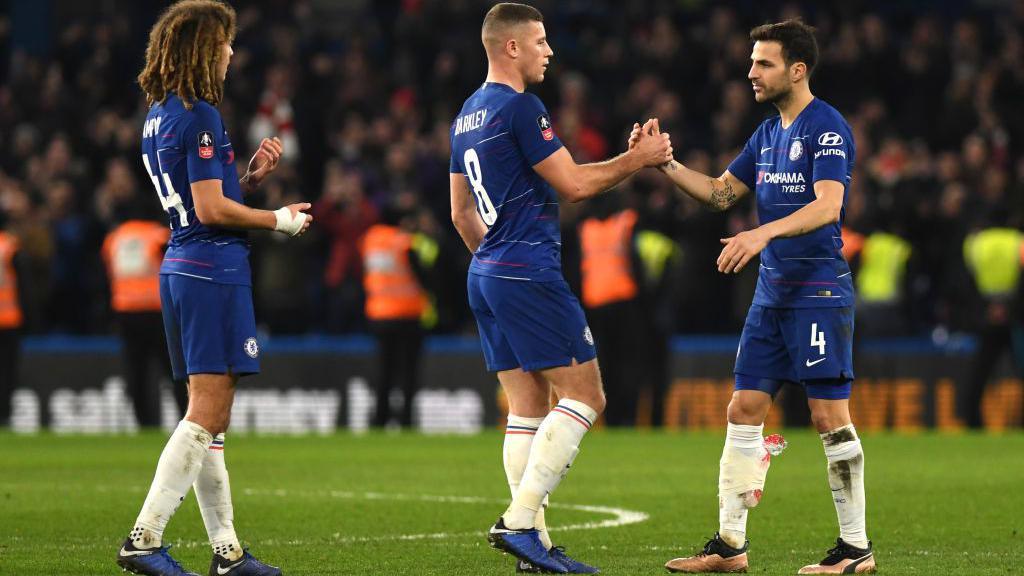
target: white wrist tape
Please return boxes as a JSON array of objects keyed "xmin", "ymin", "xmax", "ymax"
[{"xmin": 273, "ymin": 207, "xmax": 306, "ymax": 236}]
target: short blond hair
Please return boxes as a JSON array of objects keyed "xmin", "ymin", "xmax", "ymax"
[{"xmin": 481, "ymin": 3, "xmax": 543, "ymax": 49}]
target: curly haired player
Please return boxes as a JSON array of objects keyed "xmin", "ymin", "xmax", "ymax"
[{"xmin": 119, "ymin": 2, "xmax": 310, "ymax": 575}]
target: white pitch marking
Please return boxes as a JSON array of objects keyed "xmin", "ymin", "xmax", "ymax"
[
  {"xmin": 96, "ymin": 486, "xmax": 649, "ymax": 544},
  {"xmin": 241, "ymin": 488, "xmax": 650, "ymax": 539}
]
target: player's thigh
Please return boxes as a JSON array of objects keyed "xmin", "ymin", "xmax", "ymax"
[
  {"xmin": 170, "ymin": 275, "xmax": 261, "ymax": 378},
  {"xmin": 539, "ymin": 358, "xmax": 605, "ymax": 413},
  {"xmin": 159, "ymin": 275, "xmax": 187, "ymax": 381},
  {"xmin": 790, "ymin": 307, "xmax": 855, "ymax": 382},
  {"xmin": 498, "ymin": 368, "xmax": 551, "ymax": 417},
  {"xmin": 221, "ymin": 283, "xmax": 260, "ymax": 377},
  {"xmin": 482, "ymin": 276, "xmax": 597, "ymax": 373},
  {"xmin": 735, "ymin": 305, "xmax": 796, "ymax": 396},
  {"xmin": 467, "ymin": 273, "xmax": 519, "ymax": 372},
  {"xmin": 789, "ymin": 307, "xmax": 854, "ymax": 407}
]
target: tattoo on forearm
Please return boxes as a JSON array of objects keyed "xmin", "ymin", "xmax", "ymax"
[{"xmin": 707, "ymin": 178, "xmax": 737, "ymax": 211}]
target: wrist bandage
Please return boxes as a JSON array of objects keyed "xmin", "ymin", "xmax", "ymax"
[{"xmin": 273, "ymin": 207, "xmax": 306, "ymax": 236}]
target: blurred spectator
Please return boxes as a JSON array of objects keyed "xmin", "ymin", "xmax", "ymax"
[
  {"xmin": 959, "ymin": 221, "xmax": 1024, "ymax": 428},
  {"xmin": 0, "ymin": 216, "xmax": 27, "ymax": 427},
  {"xmin": 359, "ymin": 198, "xmax": 437, "ymax": 429},
  {"xmin": 252, "ymin": 165, "xmax": 318, "ymax": 334},
  {"xmin": 101, "ymin": 210, "xmax": 188, "ymax": 426},
  {"xmin": 313, "ymin": 161, "xmax": 378, "ymax": 332},
  {"xmin": 248, "ymin": 65, "xmax": 300, "ymax": 163},
  {"xmin": 578, "ymin": 194, "xmax": 643, "ymax": 426}
]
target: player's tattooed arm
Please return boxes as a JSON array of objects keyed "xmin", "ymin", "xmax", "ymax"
[
  {"xmin": 656, "ymin": 162, "xmax": 749, "ymax": 212},
  {"xmin": 707, "ymin": 177, "xmax": 738, "ymax": 211}
]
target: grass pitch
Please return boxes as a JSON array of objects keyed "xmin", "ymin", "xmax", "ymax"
[{"xmin": 1, "ymin": 429, "xmax": 1021, "ymax": 575}]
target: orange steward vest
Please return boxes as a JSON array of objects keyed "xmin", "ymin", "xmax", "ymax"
[
  {"xmin": 580, "ymin": 209, "xmax": 638, "ymax": 308},
  {"xmin": 0, "ymin": 232, "xmax": 23, "ymax": 328},
  {"xmin": 360, "ymin": 224, "xmax": 427, "ymax": 321},
  {"xmin": 841, "ymin": 227, "xmax": 865, "ymax": 263},
  {"xmin": 102, "ymin": 220, "xmax": 169, "ymax": 313}
]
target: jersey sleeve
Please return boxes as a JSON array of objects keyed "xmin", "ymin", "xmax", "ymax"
[
  {"xmin": 726, "ymin": 129, "xmax": 758, "ymax": 190},
  {"xmin": 182, "ymin": 103, "xmax": 224, "ymax": 183},
  {"xmin": 809, "ymin": 118, "xmax": 853, "ymax": 185},
  {"xmin": 509, "ymin": 93, "xmax": 563, "ymax": 166},
  {"xmin": 449, "ymin": 123, "xmax": 463, "ymax": 174}
]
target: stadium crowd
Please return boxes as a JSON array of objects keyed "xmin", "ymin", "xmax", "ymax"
[{"xmin": 0, "ymin": 0, "xmax": 1022, "ymax": 339}]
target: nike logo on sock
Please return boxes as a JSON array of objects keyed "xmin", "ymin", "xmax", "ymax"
[
  {"xmin": 805, "ymin": 358, "xmax": 826, "ymax": 367},
  {"xmin": 217, "ymin": 559, "xmax": 246, "ymax": 574}
]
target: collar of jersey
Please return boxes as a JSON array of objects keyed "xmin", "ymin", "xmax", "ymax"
[
  {"xmin": 779, "ymin": 96, "xmax": 818, "ymax": 131},
  {"xmin": 482, "ymin": 81, "xmax": 519, "ymax": 94}
]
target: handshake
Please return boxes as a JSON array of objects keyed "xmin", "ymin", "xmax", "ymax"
[{"xmin": 627, "ymin": 118, "xmax": 674, "ymax": 168}]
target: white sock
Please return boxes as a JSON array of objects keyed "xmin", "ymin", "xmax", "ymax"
[
  {"xmin": 822, "ymin": 425, "xmax": 869, "ymax": 549},
  {"xmin": 194, "ymin": 434, "xmax": 243, "ymax": 561},
  {"xmin": 502, "ymin": 400, "xmax": 597, "ymax": 529},
  {"xmin": 128, "ymin": 420, "xmax": 213, "ymax": 548},
  {"xmin": 504, "ymin": 415, "xmax": 552, "ymax": 548},
  {"xmin": 718, "ymin": 423, "xmax": 769, "ymax": 549},
  {"xmin": 533, "ymin": 499, "xmax": 551, "ymax": 550}
]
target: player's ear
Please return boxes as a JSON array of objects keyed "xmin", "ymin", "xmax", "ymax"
[
  {"xmin": 791, "ymin": 61, "xmax": 807, "ymax": 83},
  {"xmin": 505, "ymin": 38, "xmax": 518, "ymax": 59}
]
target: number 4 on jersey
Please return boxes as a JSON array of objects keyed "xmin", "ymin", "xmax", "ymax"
[{"xmin": 810, "ymin": 322, "xmax": 826, "ymax": 355}]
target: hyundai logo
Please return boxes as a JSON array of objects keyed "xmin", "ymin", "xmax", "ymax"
[{"xmin": 817, "ymin": 132, "xmax": 843, "ymax": 146}]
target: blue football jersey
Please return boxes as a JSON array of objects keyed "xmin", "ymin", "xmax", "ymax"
[
  {"xmin": 141, "ymin": 93, "xmax": 250, "ymax": 285},
  {"xmin": 727, "ymin": 98, "xmax": 856, "ymax": 308},
  {"xmin": 449, "ymin": 82, "xmax": 565, "ymax": 282}
]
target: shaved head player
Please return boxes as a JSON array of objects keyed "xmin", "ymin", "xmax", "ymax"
[{"xmin": 449, "ymin": 3, "xmax": 672, "ymax": 573}]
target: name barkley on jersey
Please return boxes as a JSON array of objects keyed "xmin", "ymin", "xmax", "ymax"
[{"xmin": 454, "ymin": 109, "xmax": 487, "ymax": 135}]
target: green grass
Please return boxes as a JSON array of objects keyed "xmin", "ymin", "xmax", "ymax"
[{"xmin": 1, "ymin": 430, "xmax": 1022, "ymax": 575}]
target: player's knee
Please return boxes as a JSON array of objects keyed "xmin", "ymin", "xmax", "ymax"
[
  {"xmin": 183, "ymin": 405, "xmax": 231, "ymax": 436},
  {"xmin": 564, "ymin": 388, "xmax": 605, "ymax": 415},
  {"xmin": 727, "ymin": 395, "xmax": 768, "ymax": 425},
  {"xmin": 809, "ymin": 411, "xmax": 846, "ymax": 433},
  {"xmin": 184, "ymin": 413, "xmax": 218, "ymax": 436}
]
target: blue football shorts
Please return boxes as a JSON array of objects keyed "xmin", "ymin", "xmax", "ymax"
[
  {"xmin": 160, "ymin": 273, "xmax": 260, "ymax": 380},
  {"xmin": 734, "ymin": 305, "xmax": 854, "ymax": 400},
  {"xmin": 467, "ymin": 273, "xmax": 597, "ymax": 373}
]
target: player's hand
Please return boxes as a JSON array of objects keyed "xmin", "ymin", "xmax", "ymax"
[
  {"xmin": 717, "ymin": 228, "xmax": 769, "ymax": 274},
  {"xmin": 274, "ymin": 202, "xmax": 313, "ymax": 237},
  {"xmin": 632, "ymin": 118, "xmax": 673, "ymax": 167},
  {"xmin": 247, "ymin": 137, "xmax": 284, "ymax": 187},
  {"xmin": 627, "ymin": 122, "xmax": 642, "ymax": 150}
]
